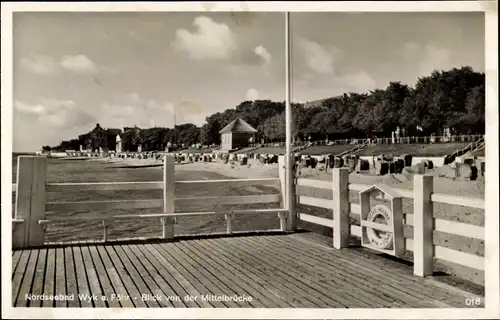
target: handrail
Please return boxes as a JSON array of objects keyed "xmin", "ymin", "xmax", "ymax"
[
  {"xmin": 44, "ymin": 178, "xmax": 279, "ymax": 192},
  {"xmin": 39, "ymin": 208, "xmax": 287, "ymax": 224},
  {"xmin": 45, "ymin": 194, "xmax": 282, "ymax": 212},
  {"xmin": 46, "ymin": 178, "xmax": 279, "ymax": 187},
  {"xmin": 445, "ymin": 135, "xmax": 485, "ymax": 163}
]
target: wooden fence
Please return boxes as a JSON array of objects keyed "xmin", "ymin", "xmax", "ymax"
[
  {"xmin": 296, "ymin": 170, "xmax": 485, "ymax": 277},
  {"xmin": 11, "ymin": 155, "xmax": 485, "ymax": 278},
  {"xmin": 12, "ymin": 155, "xmax": 289, "ymax": 249}
]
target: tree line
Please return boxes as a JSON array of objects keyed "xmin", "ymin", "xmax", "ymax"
[{"xmin": 48, "ymin": 66, "xmax": 485, "ymax": 152}]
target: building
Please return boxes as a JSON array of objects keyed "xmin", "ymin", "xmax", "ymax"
[
  {"xmin": 79, "ymin": 124, "xmax": 122, "ymax": 152},
  {"xmin": 219, "ymin": 117, "xmax": 257, "ymax": 150}
]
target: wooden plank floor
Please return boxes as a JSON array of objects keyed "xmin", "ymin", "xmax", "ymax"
[{"xmin": 11, "ymin": 233, "xmax": 482, "ymax": 308}]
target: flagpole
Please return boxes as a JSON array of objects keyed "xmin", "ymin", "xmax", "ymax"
[
  {"xmin": 173, "ymin": 104, "xmax": 176, "ymax": 128},
  {"xmin": 285, "ymin": 11, "xmax": 296, "ymax": 231}
]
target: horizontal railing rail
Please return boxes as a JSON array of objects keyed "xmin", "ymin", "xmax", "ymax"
[
  {"xmin": 299, "ymin": 179, "xmax": 484, "ymax": 210},
  {"xmin": 38, "ymin": 208, "xmax": 287, "ymax": 224},
  {"xmin": 45, "ymin": 194, "xmax": 282, "ymax": 212},
  {"xmin": 14, "ymin": 178, "xmax": 280, "ymax": 193}
]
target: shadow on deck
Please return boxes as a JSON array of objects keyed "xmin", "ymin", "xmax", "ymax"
[{"xmin": 12, "ymin": 232, "xmax": 484, "ymax": 308}]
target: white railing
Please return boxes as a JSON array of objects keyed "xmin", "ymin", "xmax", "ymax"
[
  {"xmin": 296, "ymin": 171, "xmax": 485, "ymax": 277},
  {"xmin": 11, "ymin": 155, "xmax": 485, "ymax": 282},
  {"xmin": 11, "ymin": 156, "xmax": 290, "ymax": 248},
  {"xmin": 260, "ymin": 135, "xmax": 484, "ymax": 148}
]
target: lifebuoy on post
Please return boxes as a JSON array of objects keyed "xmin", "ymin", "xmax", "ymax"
[{"xmin": 365, "ymin": 204, "xmax": 393, "ymax": 250}]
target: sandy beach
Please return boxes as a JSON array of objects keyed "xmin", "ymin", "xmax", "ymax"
[{"xmin": 96, "ymin": 156, "xmax": 485, "ymax": 198}]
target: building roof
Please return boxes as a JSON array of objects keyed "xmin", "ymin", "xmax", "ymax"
[
  {"xmin": 219, "ymin": 118, "xmax": 257, "ymax": 134},
  {"xmin": 89, "ymin": 123, "xmax": 105, "ymax": 134},
  {"xmin": 106, "ymin": 128, "xmax": 122, "ymax": 135}
]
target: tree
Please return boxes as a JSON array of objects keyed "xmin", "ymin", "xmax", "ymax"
[
  {"xmin": 139, "ymin": 127, "xmax": 169, "ymax": 151},
  {"xmin": 296, "ymin": 105, "xmax": 323, "ymax": 140},
  {"xmin": 353, "ymin": 90, "xmax": 385, "ymax": 136},
  {"xmin": 120, "ymin": 128, "xmax": 141, "ymax": 152},
  {"xmin": 176, "ymin": 123, "xmax": 201, "ymax": 147},
  {"xmin": 261, "ymin": 112, "xmax": 286, "ymax": 141},
  {"xmin": 461, "ymin": 84, "xmax": 485, "ymax": 134},
  {"xmin": 199, "ymin": 123, "xmax": 213, "ymax": 145},
  {"xmin": 199, "ymin": 120, "xmax": 221, "ymax": 145},
  {"xmin": 378, "ymin": 82, "xmax": 412, "ymax": 133},
  {"xmin": 51, "ymin": 66, "xmax": 485, "ymax": 149},
  {"xmin": 405, "ymin": 67, "xmax": 485, "ymax": 135}
]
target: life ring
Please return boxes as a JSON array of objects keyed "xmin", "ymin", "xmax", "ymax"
[{"xmin": 366, "ymin": 204, "xmax": 393, "ymax": 250}]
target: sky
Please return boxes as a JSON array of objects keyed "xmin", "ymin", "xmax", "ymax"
[{"xmin": 12, "ymin": 11, "xmax": 485, "ymax": 152}]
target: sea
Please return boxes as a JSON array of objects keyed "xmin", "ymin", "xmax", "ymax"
[{"xmin": 10, "ymin": 153, "xmax": 280, "ymax": 243}]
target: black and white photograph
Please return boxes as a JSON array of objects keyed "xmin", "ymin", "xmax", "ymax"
[{"xmin": 2, "ymin": 2, "xmax": 498, "ymax": 319}]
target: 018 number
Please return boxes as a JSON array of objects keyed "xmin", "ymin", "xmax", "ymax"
[{"xmin": 465, "ymin": 297, "xmax": 482, "ymax": 306}]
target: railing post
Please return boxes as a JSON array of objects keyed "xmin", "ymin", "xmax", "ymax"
[
  {"xmin": 289, "ymin": 154, "xmax": 297, "ymax": 231},
  {"xmin": 333, "ymin": 168, "xmax": 350, "ymax": 249},
  {"xmin": 102, "ymin": 220, "xmax": 108, "ymax": 242},
  {"xmin": 413, "ymin": 174, "xmax": 434, "ymax": 277},
  {"xmin": 225, "ymin": 214, "xmax": 235, "ymax": 234},
  {"xmin": 278, "ymin": 155, "xmax": 297, "ymax": 231},
  {"xmin": 13, "ymin": 156, "xmax": 47, "ymax": 249},
  {"xmin": 162, "ymin": 155, "xmax": 175, "ymax": 240},
  {"xmin": 278, "ymin": 212, "xmax": 287, "ymax": 231},
  {"xmin": 278, "ymin": 156, "xmax": 288, "ymax": 230}
]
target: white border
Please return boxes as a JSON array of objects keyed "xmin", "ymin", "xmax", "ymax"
[{"xmin": 1, "ymin": 1, "xmax": 498, "ymax": 319}]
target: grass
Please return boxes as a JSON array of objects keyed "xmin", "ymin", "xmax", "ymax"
[
  {"xmin": 470, "ymin": 148, "xmax": 485, "ymax": 157},
  {"xmin": 299, "ymin": 145, "xmax": 355, "ymax": 155},
  {"xmin": 226, "ymin": 142, "xmax": 472, "ymax": 157},
  {"xmin": 355, "ymin": 143, "xmax": 470, "ymax": 157}
]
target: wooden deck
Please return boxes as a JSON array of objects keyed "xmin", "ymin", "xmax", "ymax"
[{"xmin": 12, "ymin": 233, "xmax": 481, "ymax": 308}]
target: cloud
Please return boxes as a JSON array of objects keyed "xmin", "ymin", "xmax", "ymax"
[
  {"xmin": 339, "ymin": 71, "xmax": 377, "ymax": 92},
  {"xmin": 101, "ymin": 101, "xmax": 169, "ymax": 129},
  {"xmin": 245, "ymin": 88, "xmax": 260, "ymax": 101},
  {"xmin": 254, "ymin": 45, "xmax": 272, "ymax": 66},
  {"xmin": 176, "ymin": 94, "xmax": 205, "ymax": 115},
  {"xmin": 20, "ymin": 54, "xmax": 102, "ymax": 75},
  {"xmin": 401, "ymin": 42, "xmax": 453, "ymax": 76},
  {"xmin": 125, "ymin": 93, "xmax": 142, "ymax": 104},
  {"xmin": 297, "ymin": 38, "xmax": 338, "ymax": 74},
  {"xmin": 172, "ymin": 16, "xmax": 237, "ymax": 60},
  {"xmin": 20, "ymin": 54, "xmax": 59, "ymax": 74},
  {"xmin": 60, "ymin": 55, "xmax": 99, "ymax": 74},
  {"xmin": 15, "ymin": 98, "xmax": 96, "ymax": 130},
  {"xmin": 14, "ymin": 101, "xmax": 47, "ymax": 115},
  {"xmin": 102, "ymin": 93, "xmax": 205, "ymax": 129},
  {"xmin": 293, "ymin": 70, "xmax": 377, "ymax": 102}
]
